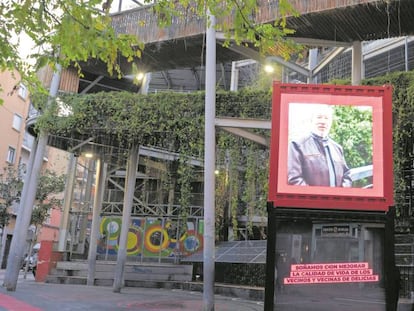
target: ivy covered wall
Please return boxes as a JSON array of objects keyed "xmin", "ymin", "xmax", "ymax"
[
  {"xmin": 37, "ymin": 72, "xmax": 414, "ymax": 235},
  {"xmin": 363, "ymin": 72, "xmax": 414, "ymax": 230}
]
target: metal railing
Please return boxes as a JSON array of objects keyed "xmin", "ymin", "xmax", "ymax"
[{"xmin": 399, "ymin": 265, "xmax": 414, "ymax": 299}]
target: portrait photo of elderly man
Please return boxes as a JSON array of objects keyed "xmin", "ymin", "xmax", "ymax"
[{"xmin": 287, "ymin": 104, "xmax": 352, "ymax": 187}]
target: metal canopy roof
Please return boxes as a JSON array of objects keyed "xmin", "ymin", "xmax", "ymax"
[
  {"xmin": 78, "ymin": 0, "xmax": 414, "ymax": 94},
  {"xmin": 286, "ymin": 0, "xmax": 414, "ymax": 43}
]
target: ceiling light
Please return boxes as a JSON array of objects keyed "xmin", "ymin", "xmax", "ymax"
[
  {"xmin": 264, "ymin": 64, "xmax": 275, "ymax": 74},
  {"xmin": 136, "ymin": 72, "xmax": 145, "ymax": 81}
]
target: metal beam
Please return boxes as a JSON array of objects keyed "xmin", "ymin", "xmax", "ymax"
[
  {"xmin": 107, "ymin": 177, "xmax": 157, "ymax": 215},
  {"xmin": 161, "ymin": 70, "xmax": 172, "ymax": 88},
  {"xmin": 80, "ymin": 75, "xmax": 104, "ymax": 94},
  {"xmin": 215, "ymin": 118, "xmax": 270, "ymax": 145},
  {"xmin": 139, "ymin": 145, "xmax": 203, "ymax": 167},
  {"xmin": 363, "ymin": 37, "xmax": 414, "ymax": 59},
  {"xmin": 220, "ymin": 33, "xmax": 351, "ymax": 81},
  {"xmin": 219, "ymin": 63, "xmax": 227, "ymax": 90},
  {"xmin": 218, "ymin": 32, "xmax": 352, "ymax": 50},
  {"xmin": 233, "ymin": 59, "xmax": 257, "ymax": 68},
  {"xmin": 219, "ymin": 127, "xmax": 268, "ymax": 146},
  {"xmin": 191, "ymin": 67, "xmax": 201, "ymax": 90},
  {"xmin": 215, "ymin": 117, "xmax": 271, "ymax": 129},
  {"xmin": 221, "ymin": 41, "xmax": 263, "ymax": 62},
  {"xmin": 265, "ymin": 55, "xmax": 310, "ymax": 77},
  {"xmin": 70, "ymin": 137, "xmax": 95, "ymax": 153},
  {"xmin": 292, "ymin": 37, "xmax": 352, "ymax": 48},
  {"xmin": 312, "ymin": 47, "xmax": 347, "ymax": 76}
]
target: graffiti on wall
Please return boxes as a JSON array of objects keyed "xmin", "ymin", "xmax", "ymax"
[{"xmin": 97, "ymin": 217, "xmax": 203, "ymax": 259}]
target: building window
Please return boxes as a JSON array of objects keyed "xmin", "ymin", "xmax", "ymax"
[
  {"xmin": 6, "ymin": 147, "xmax": 16, "ymax": 164},
  {"xmin": 18, "ymin": 84, "xmax": 27, "ymax": 100},
  {"xmin": 12, "ymin": 114, "xmax": 23, "ymax": 132}
]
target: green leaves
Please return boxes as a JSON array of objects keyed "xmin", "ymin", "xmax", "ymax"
[
  {"xmin": 36, "ymin": 169, "xmax": 65, "ymax": 203},
  {"xmin": 33, "ymin": 71, "xmax": 414, "ymax": 229},
  {"xmin": 36, "ymin": 89, "xmax": 273, "ymax": 235},
  {"xmin": 0, "ymin": 204, "xmax": 10, "ymax": 229},
  {"xmin": 0, "ymin": 165, "xmax": 23, "ymax": 228},
  {"xmin": 364, "ymin": 72, "xmax": 414, "ymax": 223},
  {"xmin": 0, "ymin": 165, "xmax": 64, "ymax": 228},
  {"xmin": 1, "ymin": 0, "xmax": 301, "ymax": 110},
  {"xmin": 1, "ymin": 0, "xmax": 144, "ymax": 99},
  {"xmin": 331, "ymin": 105, "xmax": 373, "ymax": 169}
]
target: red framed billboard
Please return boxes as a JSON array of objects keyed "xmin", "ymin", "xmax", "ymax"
[{"xmin": 268, "ymin": 83, "xmax": 393, "ymax": 211}]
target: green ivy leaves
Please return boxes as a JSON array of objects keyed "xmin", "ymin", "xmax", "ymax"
[{"xmin": 36, "ymin": 78, "xmax": 413, "ymax": 230}]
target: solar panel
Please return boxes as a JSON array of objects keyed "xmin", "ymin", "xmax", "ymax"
[{"xmin": 182, "ymin": 240, "xmax": 267, "ymax": 263}]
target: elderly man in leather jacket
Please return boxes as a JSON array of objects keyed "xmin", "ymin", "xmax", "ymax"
[{"xmin": 288, "ymin": 104, "xmax": 352, "ymax": 187}]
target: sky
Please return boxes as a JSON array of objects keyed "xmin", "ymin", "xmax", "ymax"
[
  {"xmin": 14, "ymin": 0, "xmax": 142, "ymax": 63},
  {"xmin": 16, "ymin": 33, "xmax": 35, "ymax": 63},
  {"xmin": 110, "ymin": 0, "xmax": 142, "ymax": 13}
]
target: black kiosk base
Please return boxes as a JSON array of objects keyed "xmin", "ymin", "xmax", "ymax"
[{"xmin": 264, "ymin": 204, "xmax": 399, "ymax": 311}]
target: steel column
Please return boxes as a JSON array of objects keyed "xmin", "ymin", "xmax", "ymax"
[
  {"xmin": 87, "ymin": 159, "xmax": 107, "ymax": 285},
  {"xmin": 203, "ymin": 10, "xmax": 216, "ymax": 311},
  {"xmin": 3, "ymin": 64, "xmax": 62, "ymax": 291},
  {"xmin": 352, "ymin": 41, "xmax": 363, "ymax": 85},
  {"xmin": 113, "ymin": 144, "xmax": 139, "ymax": 292},
  {"xmin": 58, "ymin": 154, "xmax": 77, "ymax": 252}
]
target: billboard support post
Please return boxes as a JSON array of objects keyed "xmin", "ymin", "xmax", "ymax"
[
  {"xmin": 264, "ymin": 202, "xmax": 276, "ymax": 311},
  {"xmin": 385, "ymin": 206, "xmax": 399, "ymax": 311},
  {"xmin": 267, "ymin": 207, "xmax": 398, "ymax": 311}
]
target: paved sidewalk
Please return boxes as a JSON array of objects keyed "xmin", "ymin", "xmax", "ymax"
[{"xmin": 0, "ymin": 270, "xmax": 263, "ymax": 311}]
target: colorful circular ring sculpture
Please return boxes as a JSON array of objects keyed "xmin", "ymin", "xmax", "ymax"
[
  {"xmin": 180, "ymin": 230, "xmax": 203, "ymax": 255},
  {"xmin": 125, "ymin": 227, "xmax": 142, "ymax": 255},
  {"xmin": 100, "ymin": 218, "xmax": 121, "ymax": 239},
  {"xmin": 145, "ymin": 225, "xmax": 170, "ymax": 253}
]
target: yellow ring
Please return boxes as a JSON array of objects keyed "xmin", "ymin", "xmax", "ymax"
[{"xmin": 145, "ymin": 225, "xmax": 170, "ymax": 253}]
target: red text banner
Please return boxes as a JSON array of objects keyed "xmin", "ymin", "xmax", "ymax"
[{"xmin": 284, "ymin": 262, "xmax": 379, "ymax": 285}]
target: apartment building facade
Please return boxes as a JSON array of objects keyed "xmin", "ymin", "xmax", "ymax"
[
  {"xmin": 0, "ymin": 70, "xmax": 32, "ymax": 267},
  {"xmin": 0, "ymin": 69, "xmax": 73, "ymax": 268}
]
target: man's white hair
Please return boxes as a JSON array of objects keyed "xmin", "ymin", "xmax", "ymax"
[{"xmin": 311, "ymin": 104, "xmax": 333, "ymax": 118}]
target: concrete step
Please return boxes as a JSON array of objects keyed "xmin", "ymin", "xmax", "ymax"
[
  {"xmin": 45, "ymin": 275, "xmax": 87, "ymax": 285},
  {"xmin": 47, "ymin": 260, "xmax": 193, "ymax": 284},
  {"xmin": 55, "ymin": 261, "xmax": 191, "ymax": 273}
]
